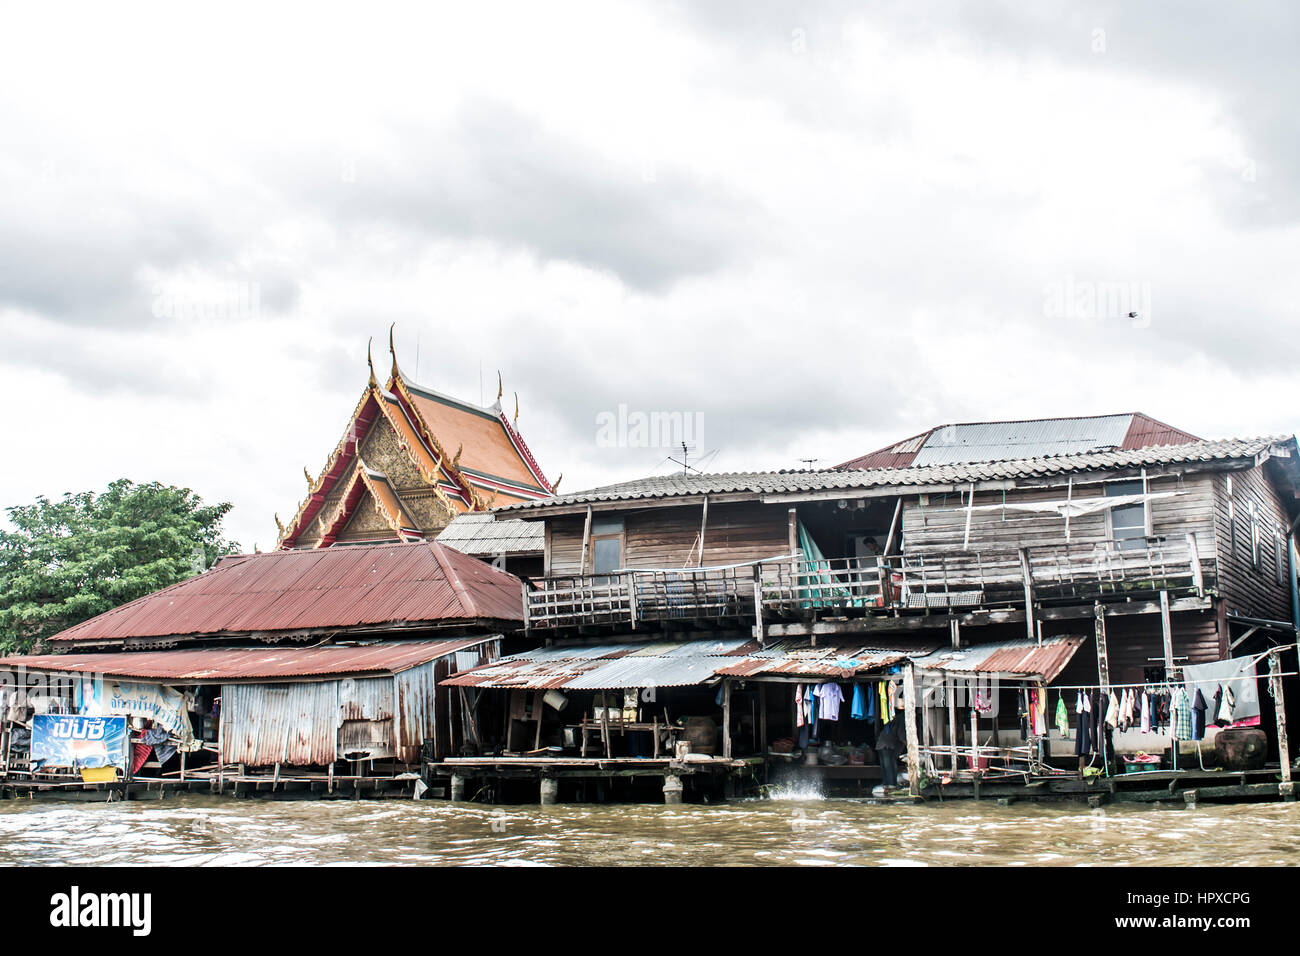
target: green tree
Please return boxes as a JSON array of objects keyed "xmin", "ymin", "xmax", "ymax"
[{"xmin": 0, "ymin": 480, "xmax": 240, "ymax": 653}]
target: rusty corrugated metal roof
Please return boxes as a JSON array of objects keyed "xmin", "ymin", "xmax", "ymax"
[
  {"xmin": 912, "ymin": 635, "xmax": 1086, "ymax": 683},
  {"xmin": 49, "ymin": 541, "xmax": 523, "ymax": 644},
  {"xmin": 4, "ymin": 637, "xmax": 499, "ymax": 682},
  {"xmin": 442, "ymin": 637, "xmax": 942, "ymax": 690}
]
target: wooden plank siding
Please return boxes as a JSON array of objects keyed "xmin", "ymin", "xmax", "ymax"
[
  {"xmin": 1044, "ymin": 610, "xmax": 1225, "ymax": 691},
  {"xmin": 544, "ymin": 501, "xmax": 790, "ymax": 575},
  {"xmin": 1211, "ymin": 465, "xmax": 1295, "ymax": 621},
  {"xmin": 899, "ymin": 475, "xmax": 1217, "ymax": 579}
]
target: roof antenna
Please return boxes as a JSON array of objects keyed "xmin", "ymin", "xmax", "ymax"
[
  {"xmin": 799, "ymin": 458, "xmax": 819, "ymax": 469},
  {"xmin": 667, "ymin": 441, "xmax": 701, "ymax": 476}
]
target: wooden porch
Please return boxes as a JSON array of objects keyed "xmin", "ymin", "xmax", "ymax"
[{"xmin": 523, "ymin": 535, "xmax": 1207, "ymax": 633}]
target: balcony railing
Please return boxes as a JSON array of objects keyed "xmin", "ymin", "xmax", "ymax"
[{"xmin": 521, "ymin": 535, "xmax": 1207, "ymax": 631}]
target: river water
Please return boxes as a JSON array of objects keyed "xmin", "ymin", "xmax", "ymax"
[{"xmin": 3, "ymin": 794, "xmax": 1299, "ymax": 865}]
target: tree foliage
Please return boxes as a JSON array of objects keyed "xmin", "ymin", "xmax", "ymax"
[{"xmin": 0, "ymin": 480, "xmax": 240, "ymax": 653}]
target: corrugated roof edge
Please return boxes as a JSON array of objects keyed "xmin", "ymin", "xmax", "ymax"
[{"xmin": 499, "ymin": 435, "xmax": 1297, "ymax": 513}]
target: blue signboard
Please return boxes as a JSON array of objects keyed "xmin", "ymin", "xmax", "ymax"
[{"xmin": 31, "ymin": 715, "xmax": 128, "ymax": 770}]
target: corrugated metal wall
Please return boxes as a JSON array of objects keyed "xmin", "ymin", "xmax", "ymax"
[
  {"xmin": 220, "ymin": 638, "xmax": 502, "ymax": 767},
  {"xmin": 222, "ymin": 682, "xmax": 340, "ymax": 766}
]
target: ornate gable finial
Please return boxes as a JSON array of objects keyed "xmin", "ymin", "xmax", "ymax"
[
  {"xmin": 304, "ymin": 466, "xmax": 314, "ymax": 488},
  {"xmin": 452, "ymin": 443, "xmax": 463, "ymax": 469},
  {"xmin": 389, "ymin": 322, "xmax": 399, "ymax": 379},
  {"xmin": 367, "ymin": 337, "xmax": 378, "ymax": 388},
  {"xmin": 274, "ymin": 513, "xmax": 285, "ymax": 535},
  {"xmin": 552, "ymin": 473, "xmax": 562, "ymax": 493},
  {"xmin": 513, "ymin": 391, "xmax": 519, "ymax": 424},
  {"xmin": 497, "ymin": 370, "xmax": 503, "ymax": 403}
]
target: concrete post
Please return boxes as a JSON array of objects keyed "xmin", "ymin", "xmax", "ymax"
[
  {"xmin": 539, "ymin": 776, "xmax": 559, "ymax": 806},
  {"xmin": 662, "ymin": 774, "xmax": 683, "ymax": 805},
  {"xmin": 449, "ymin": 774, "xmax": 466, "ymax": 802}
]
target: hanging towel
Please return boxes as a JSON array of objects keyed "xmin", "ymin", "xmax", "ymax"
[
  {"xmin": 1140, "ymin": 690, "xmax": 1151, "ymax": 734},
  {"xmin": 795, "ymin": 683, "xmax": 807, "ymax": 728},
  {"xmin": 1055, "ymin": 693, "xmax": 1069, "ymax": 737}
]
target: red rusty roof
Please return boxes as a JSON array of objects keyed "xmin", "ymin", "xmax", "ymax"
[
  {"xmin": 50, "ymin": 541, "xmax": 523, "ymax": 644},
  {"xmin": 912, "ymin": 635, "xmax": 1086, "ymax": 683},
  {"xmin": 3, "ymin": 637, "xmax": 498, "ymax": 682}
]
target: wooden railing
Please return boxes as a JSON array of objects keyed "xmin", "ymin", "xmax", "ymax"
[{"xmin": 522, "ymin": 535, "xmax": 1206, "ymax": 629}]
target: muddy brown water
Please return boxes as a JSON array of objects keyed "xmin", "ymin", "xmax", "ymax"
[{"xmin": 2, "ymin": 793, "xmax": 1299, "ymax": 865}]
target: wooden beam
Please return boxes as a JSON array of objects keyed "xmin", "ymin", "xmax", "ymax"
[
  {"xmin": 787, "ymin": 507, "xmax": 798, "ymax": 556},
  {"xmin": 1159, "ymin": 590, "xmax": 1175, "ymax": 680},
  {"xmin": 904, "ymin": 666, "xmax": 921, "ymax": 796},
  {"xmin": 761, "ymin": 595, "xmax": 1214, "ymax": 638},
  {"xmin": 698, "ymin": 496, "xmax": 709, "ymax": 567},
  {"xmin": 722, "ymin": 680, "xmax": 733, "ymax": 760},
  {"xmin": 1094, "ymin": 602, "xmax": 1110, "ymax": 693},
  {"xmin": 579, "ymin": 506, "xmax": 593, "ymax": 576},
  {"xmin": 946, "ymin": 676, "xmax": 958, "ymax": 771},
  {"xmin": 883, "ymin": 497, "xmax": 902, "ymax": 556},
  {"xmin": 1269, "ymin": 650, "xmax": 1292, "ymax": 789},
  {"xmin": 1018, "ymin": 547, "xmax": 1036, "ymax": 642}
]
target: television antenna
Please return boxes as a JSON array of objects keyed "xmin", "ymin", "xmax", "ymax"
[{"xmin": 667, "ymin": 441, "xmax": 703, "ymax": 476}]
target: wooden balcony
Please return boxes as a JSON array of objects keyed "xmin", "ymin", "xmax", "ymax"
[{"xmin": 522, "ymin": 535, "xmax": 1207, "ymax": 632}]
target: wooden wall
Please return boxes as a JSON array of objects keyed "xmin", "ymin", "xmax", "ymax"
[
  {"xmin": 901, "ymin": 474, "xmax": 1219, "ymax": 581},
  {"xmin": 544, "ymin": 501, "xmax": 790, "ymax": 575},
  {"xmin": 1211, "ymin": 465, "xmax": 1295, "ymax": 621}
]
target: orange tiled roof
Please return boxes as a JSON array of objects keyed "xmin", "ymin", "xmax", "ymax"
[{"xmin": 277, "ymin": 336, "xmax": 552, "ymax": 548}]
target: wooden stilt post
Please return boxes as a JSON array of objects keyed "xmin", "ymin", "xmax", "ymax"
[
  {"xmin": 947, "ymin": 676, "xmax": 958, "ymax": 772},
  {"xmin": 1018, "ymin": 548, "xmax": 1036, "ymax": 642},
  {"xmin": 904, "ymin": 665, "xmax": 921, "ymax": 797},
  {"xmin": 722, "ymin": 680, "xmax": 733, "ymax": 759},
  {"xmin": 1159, "ymin": 590, "xmax": 1175, "ymax": 680},
  {"xmin": 1269, "ymin": 649, "xmax": 1292, "ymax": 798},
  {"xmin": 1094, "ymin": 602, "xmax": 1110, "ymax": 693},
  {"xmin": 753, "ymin": 564, "xmax": 765, "ymax": 646}
]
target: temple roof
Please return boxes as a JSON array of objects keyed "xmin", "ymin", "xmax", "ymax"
[{"xmin": 277, "ymin": 333, "xmax": 552, "ymax": 549}]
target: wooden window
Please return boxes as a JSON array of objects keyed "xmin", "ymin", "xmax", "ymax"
[
  {"xmin": 591, "ymin": 515, "xmax": 625, "ymax": 577},
  {"xmin": 1106, "ymin": 480, "xmax": 1147, "ymax": 551}
]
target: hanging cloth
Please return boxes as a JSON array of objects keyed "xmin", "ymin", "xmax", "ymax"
[
  {"xmin": 1140, "ymin": 690, "xmax": 1151, "ymax": 734},
  {"xmin": 1173, "ymin": 687, "xmax": 1193, "ymax": 741},
  {"xmin": 1074, "ymin": 691, "xmax": 1092, "ymax": 755},
  {"xmin": 1054, "ymin": 693, "xmax": 1069, "ymax": 738},
  {"xmin": 816, "ymin": 683, "xmax": 844, "ymax": 722},
  {"xmin": 851, "ymin": 684, "xmax": 866, "ymax": 720},
  {"xmin": 1191, "ymin": 688, "xmax": 1208, "ymax": 740},
  {"xmin": 1217, "ymin": 685, "xmax": 1235, "ymax": 726}
]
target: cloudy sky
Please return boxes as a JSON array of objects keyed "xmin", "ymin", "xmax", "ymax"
[{"xmin": 2, "ymin": 1, "xmax": 1297, "ymax": 549}]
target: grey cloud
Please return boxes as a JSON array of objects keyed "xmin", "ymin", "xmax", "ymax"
[{"xmin": 300, "ymin": 101, "xmax": 766, "ymax": 292}]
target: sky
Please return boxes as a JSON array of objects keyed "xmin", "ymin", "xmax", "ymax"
[{"xmin": 1, "ymin": 1, "xmax": 1297, "ymax": 550}]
